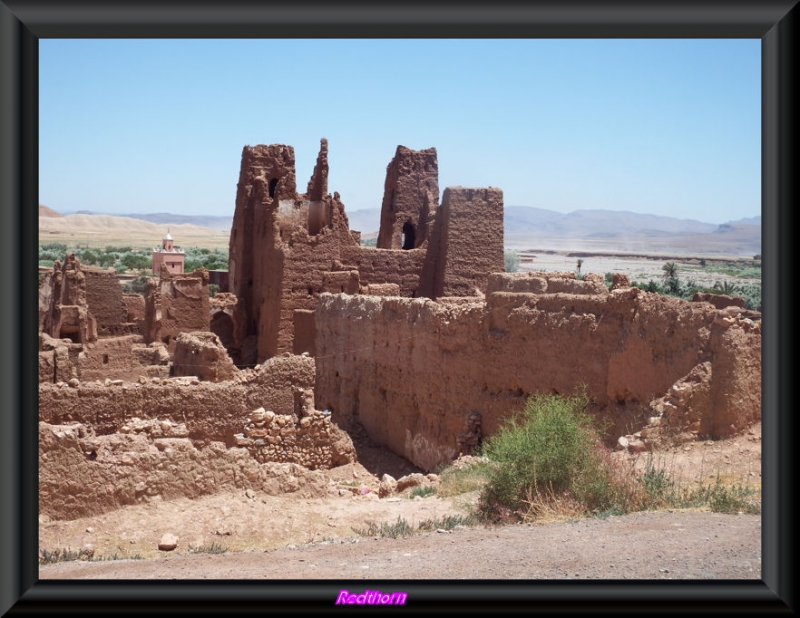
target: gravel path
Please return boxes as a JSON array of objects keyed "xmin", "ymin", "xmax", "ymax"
[{"xmin": 39, "ymin": 510, "xmax": 760, "ymax": 580}]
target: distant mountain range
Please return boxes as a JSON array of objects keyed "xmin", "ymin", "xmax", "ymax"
[{"xmin": 48, "ymin": 206, "xmax": 761, "ymax": 257}]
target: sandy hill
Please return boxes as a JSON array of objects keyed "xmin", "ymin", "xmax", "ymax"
[
  {"xmin": 39, "ymin": 212, "xmax": 231, "ymax": 251},
  {"xmin": 39, "ymin": 204, "xmax": 63, "ymax": 218}
]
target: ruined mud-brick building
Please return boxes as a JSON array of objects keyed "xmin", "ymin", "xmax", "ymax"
[
  {"xmin": 315, "ymin": 273, "xmax": 762, "ymax": 471},
  {"xmin": 38, "ymin": 138, "xmax": 762, "ymax": 522},
  {"xmin": 224, "ymin": 138, "xmax": 761, "ymax": 472},
  {"xmin": 227, "ymin": 139, "xmax": 504, "ymax": 366},
  {"xmin": 39, "ymin": 254, "xmax": 98, "ymax": 345},
  {"xmin": 144, "ymin": 265, "xmax": 210, "ymax": 353},
  {"xmin": 39, "ymin": 351, "xmax": 356, "ymax": 520},
  {"xmin": 38, "ymin": 255, "xmax": 176, "ymax": 384}
]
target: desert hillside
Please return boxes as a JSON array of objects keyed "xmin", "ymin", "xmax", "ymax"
[
  {"xmin": 39, "ymin": 210, "xmax": 230, "ymax": 251},
  {"xmin": 39, "ymin": 204, "xmax": 63, "ymax": 218},
  {"xmin": 38, "ymin": 205, "xmax": 761, "ymax": 258}
]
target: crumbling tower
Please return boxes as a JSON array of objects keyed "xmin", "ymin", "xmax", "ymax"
[
  {"xmin": 227, "ymin": 139, "xmax": 503, "ymax": 366},
  {"xmin": 40, "ymin": 254, "xmax": 98, "ymax": 344},
  {"xmin": 228, "ymin": 143, "xmax": 299, "ymax": 364},
  {"xmin": 228, "ymin": 139, "xmax": 355, "ymax": 365},
  {"xmin": 376, "ymin": 146, "xmax": 439, "ymax": 250}
]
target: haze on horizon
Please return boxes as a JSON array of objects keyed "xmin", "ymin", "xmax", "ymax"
[{"xmin": 40, "ymin": 39, "xmax": 760, "ymax": 226}]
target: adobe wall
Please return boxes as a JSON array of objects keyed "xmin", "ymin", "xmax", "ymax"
[
  {"xmin": 314, "ymin": 275, "xmax": 762, "ymax": 471},
  {"xmin": 39, "ymin": 417, "xmax": 340, "ymax": 521},
  {"xmin": 266, "ymin": 195, "xmax": 362, "ymax": 359},
  {"xmin": 172, "ymin": 331, "xmax": 237, "ymax": 382},
  {"xmin": 39, "ymin": 354, "xmax": 313, "ymax": 439},
  {"xmin": 692, "ymin": 292, "xmax": 747, "ymax": 310},
  {"xmin": 39, "ymin": 255, "xmax": 97, "ymax": 344},
  {"xmin": 39, "ymin": 354, "xmax": 356, "ymax": 519},
  {"xmin": 209, "ymin": 292, "xmax": 239, "ymax": 361},
  {"xmin": 430, "ymin": 187, "xmax": 504, "ymax": 297},
  {"xmin": 144, "ymin": 267, "xmax": 210, "ymax": 352},
  {"xmin": 83, "ymin": 268, "xmax": 129, "ymax": 336},
  {"xmin": 38, "ymin": 333, "xmax": 82, "ymax": 383},
  {"xmin": 340, "ymin": 245, "xmax": 427, "ymax": 298},
  {"xmin": 74, "ymin": 335, "xmax": 169, "ymax": 382}
]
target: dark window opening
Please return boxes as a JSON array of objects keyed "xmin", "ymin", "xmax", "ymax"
[
  {"xmin": 59, "ymin": 327, "xmax": 81, "ymax": 344},
  {"xmin": 211, "ymin": 312, "xmax": 235, "ymax": 351},
  {"xmin": 268, "ymin": 178, "xmax": 278, "ymax": 198},
  {"xmin": 248, "ymin": 279, "xmax": 253, "ymax": 288},
  {"xmin": 401, "ymin": 221, "xmax": 416, "ymax": 250},
  {"xmin": 308, "ymin": 287, "xmax": 314, "ymax": 296},
  {"xmin": 102, "ymin": 354, "xmax": 109, "ymax": 365},
  {"xmin": 162, "ymin": 335, "xmax": 170, "ymax": 345}
]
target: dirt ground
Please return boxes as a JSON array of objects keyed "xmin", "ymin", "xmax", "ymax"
[{"xmin": 38, "ymin": 423, "xmax": 761, "ymax": 580}]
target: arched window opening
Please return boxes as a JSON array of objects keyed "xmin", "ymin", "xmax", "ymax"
[
  {"xmin": 401, "ymin": 221, "xmax": 416, "ymax": 250},
  {"xmin": 210, "ymin": 312, "xmax": 235, "ymax": 351},
  {"xmin": 268, "ymin": 178, "xmax": 278, "ymax": 198}
]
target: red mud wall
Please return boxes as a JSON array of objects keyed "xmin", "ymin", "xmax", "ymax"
[
  {"xmin": 77, "ymin": 335, "xmax": 154, "ymax": 382},
  {"xmin": 434, "ymin": 187, "xmax": 504, "ymax": 297},
  {"xmin": 342, "ymin": 245, "xmax": 427, "ymax": 298},
  {"xmin": 314, "ymin": 281, "xmax": 761, "ymax": 471},
  {"xmin": 145, "ymin": 269, "xmax": 210, "ymax": 351},
  {"xmin": 38, "ymin": 355, "xmax": 354, "ymax": 520},
  {"xmin": 39, "ymin": 355, "xmax": 315, "ymax": 441},
  {"xmin": 83, "ymin": 268, "xmax": 128, "ymax": 336}
]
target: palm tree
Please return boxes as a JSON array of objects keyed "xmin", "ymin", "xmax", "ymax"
[
  {"xmin": 713, "ymin": 280, "xmax": 741, "ymax": 296},
  {"xmin": 662, "ymin": 262, "xmax": 678, "ymax": 280}
]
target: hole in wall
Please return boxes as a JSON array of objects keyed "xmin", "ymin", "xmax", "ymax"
[
  {"xmin": 401, "ymin": 221, "xmax": 416, "ymax": 250},
  {"xmin": 268, "ymin": 178, "xmax": 278, "ymax": 198}
]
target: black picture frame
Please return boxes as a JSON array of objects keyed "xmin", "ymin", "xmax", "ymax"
[{"xmin": 2, "ymin": 1, "xmax": 795, "ymax": 614}]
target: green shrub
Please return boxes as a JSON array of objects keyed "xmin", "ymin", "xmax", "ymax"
[
  {"xmin": 476, "ymin": 391, "xmax": 645, "ymax": 523},
  {"xmin": 437, "ymin": 461, "xmax": 491, "ymax": 497},
  {"xmin": 504, "ymin": 250, "xmax": 520, "ymax": 273},
  {"xmin": 408, "ymin": 484, "xmax": 437, "ymax": 499}
]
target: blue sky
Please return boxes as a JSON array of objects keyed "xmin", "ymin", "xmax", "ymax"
[{"xmin": 40, "ymin": 39, "xmax": 760, "ymax": 225}]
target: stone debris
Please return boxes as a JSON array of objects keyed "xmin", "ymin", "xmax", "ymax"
[
  {"xmin": 158, "ymin": 533, "xmax": 179, "ymax": 551},
  {"xmin": 378, "ymin": 474, "xmax": 397, "ymax": 498}
]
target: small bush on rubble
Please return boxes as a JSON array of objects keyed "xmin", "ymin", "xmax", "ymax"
[{"xmin": 476, "ymin": 391, "xmax": 646, "ymax": 523}]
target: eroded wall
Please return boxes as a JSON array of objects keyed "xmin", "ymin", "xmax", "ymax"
[
  {"xmin": 39, "ymin": 255, "xmax": 97, "ymax": 344},
  {"xmin": 144, "ymin": 267, "xmax": 210, "ymax": 352},
  {"xmin": 39, "ymin": 354, "xmax": 356, "ymax": 520},
  {"xmin": 314, "ymin": 274, "xmax": 762, "ymax": 471},
  {"xmin": 430, "ymin": 187, "xmax": 504, "ymax": 297},
  {"xmin": 83, "ymin": 268, "xmax": 129, "ymax": 335}
]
